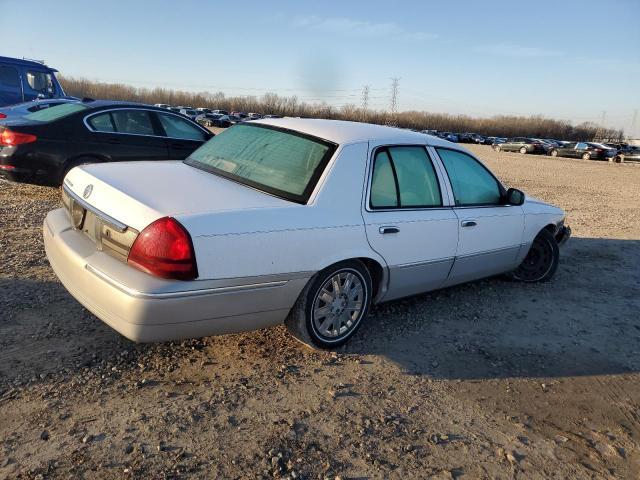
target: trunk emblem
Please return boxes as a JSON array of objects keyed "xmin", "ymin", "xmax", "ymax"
[{"xmin": 83, "ymin": 184, "xmax": 93, "ymax": 199}]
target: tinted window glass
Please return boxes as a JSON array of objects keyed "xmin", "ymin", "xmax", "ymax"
[
  {"xmin": 24, "ymin": 103, "xmax": 88, "ymax": 122},
  {"xmin": 576, "ymin": 143, "xmax": 587, "ymax": 149},
  {"xmin": 88, "ymin": 113, "xmax": 115, "ymax": 132},
  {"xmin": 370, "ymin": 146, "xmax": 441, "ymax": 209},
  {"xmin": 0, "ymin": 66, "xmax": 20, "ymax": 87},
  {"xmin": 111, "ymin": 110, "xmax": 154, "ymax": 135},
  {"xmin": 437, "ymin": 148, "xmax": 501, "ymax": 206},
  {"xmin": 186, "ymin": 124, "xmax": 333, "ymax": 202},
  {"xmin": 370, "ymin": 150, "xmax": 398, "ymax": 208},
  {"xmin": 158, "ymin": 113, "xmax": 206, "ymax": 141},
  {"xmin": 389, "ymin": 146, "xmax": 441, "ymax": 207}
]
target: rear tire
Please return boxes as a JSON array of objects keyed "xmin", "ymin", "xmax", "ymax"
[
  {"xmin": 550, "ymin": 149, "xmax": 558, "ymax": 157},
  {"xmin": 494, "ymin": 145, "xmax": 502, "ymax": 152},
  {"xmin": 519, "ymin": 146, "xmax": 527, "ymax": 154},
  {"xmin": 285, "ymin": 260, "xmax": 372, "ymax": 349},
  {"xmin": 508, "ymin": 229, "xmax": 559, "ymax": 283}
]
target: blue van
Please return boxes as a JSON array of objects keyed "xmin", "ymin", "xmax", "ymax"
[{"xmin": 0, "ymin": 56, "xmax": 71, "ymax": 107}]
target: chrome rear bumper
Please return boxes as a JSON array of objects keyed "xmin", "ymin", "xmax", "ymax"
[{"xmin": 43, "ymin": 208, "xmax": 309, "ymax": 342}]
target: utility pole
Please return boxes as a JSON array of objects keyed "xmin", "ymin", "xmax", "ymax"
[
  {"xmin": 361, "ymin": 85, "xmax": 370, "ymax": 122},
  {"xmin": 388, "ymin": 77, "xmax": 400, "ymax": 126},
  {"xmin": 631, "ymin": 109, "xmax": 638, "ymax": 140},
  {"xmin": 594, "ymin": 110, "xmax": 607, "ymax": 141}
]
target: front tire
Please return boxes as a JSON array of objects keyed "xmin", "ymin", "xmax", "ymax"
[
  {"xmin": 582, "ymin": 152, "xmax": 591, "ymax": 160},
  {"xmin": 494, "ymin": 145, "xmax": 502, "ymax": 152},
  {"xmin": 285, "ymin": 260, "xmax": 372, "ymax": 349},
  {"xmin": 519, "ymin": 146, "xmax": 527, "ymax": 154},
  {"xmin": 509, "ymin": 229, "xmax": 559, "ymax": 283},
  {"xmin": 550, "ymin": 149, "xmax": 558, "ymax": 157}
]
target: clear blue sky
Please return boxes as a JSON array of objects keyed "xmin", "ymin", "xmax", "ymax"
[{"xmin": 2, "ymin": 0, "xmax": 639, "ymax": 136}]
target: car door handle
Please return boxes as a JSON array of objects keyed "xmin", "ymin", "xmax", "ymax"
[
  {"xmin": 379, "ymin": 226, "xmax": 400, "ymax": 234},
  {"xmin": 461, "ymin": 220, "xmax": 477, "ymax": 227}
]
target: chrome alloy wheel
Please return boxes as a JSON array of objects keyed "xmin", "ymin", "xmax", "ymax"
[{"xmin": 311, "ymin": 269, "xmax": 366, "ymax": 339}]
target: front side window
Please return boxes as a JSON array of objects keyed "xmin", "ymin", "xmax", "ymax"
[
  {"xmin": 185, "ymin": 124, "xmax": 335, "ymax": 203},
  {"xmin": 576, "ymin": 143, "xmax": 587, "ymax": 149},
  {"xmin": 370, "ymin": 146, "xmax": 442, "ymax": 209},
  {"xmin": 436, "ymin": 148, "xmax": 502, "ymax": 206},
  {"xmin": 158, "ymin": 113, "xmax": 206, "ymax": 141},
  {"xmin": 0, "ymin": 66, "xmax": 20, "ymax": 87},
  {"xmin": 26, "ymin": 71, "xmax": 54, "ymax": 93},
  {"xmin": 110, "ymin": 110, "xmax": 155, "ymax": 136}
]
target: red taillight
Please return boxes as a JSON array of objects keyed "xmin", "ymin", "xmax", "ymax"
[
  {"xmin": 0, "ymin": 113, "xmax": 6, "ymax": 119},
  {"xmin": 0, "ymin": 129, "xmax": 37, "ymax": 146},
  {"xmin": 127, "ymin": 217, "xmax": 198, "ymax": 280}
]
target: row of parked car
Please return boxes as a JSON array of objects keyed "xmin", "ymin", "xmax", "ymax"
[
  {"xmin": 0, "ymin": 98, "xmax": 214, "ymax": 185},
  {"xmin": 420, "ymin": 129, "xmax": 639, "ymax": 163},
  {"xmin": 492, "ymin": 137, "xmax": 639, "ymax": 162},
  {"xmin": 152, "ymin": 104, "xmax": 281, "ymax": 129}
]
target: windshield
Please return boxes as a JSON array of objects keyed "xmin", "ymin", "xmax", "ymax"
[
  {"xmin": 24, "ymin": 103, "xmax": 88, "ymax": 122},
  {"xmin": 185, "ymin": 124, "xmax": 336, "ymax": 203}
]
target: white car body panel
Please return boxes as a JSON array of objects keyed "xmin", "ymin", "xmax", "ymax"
[{"xmin": 45, "ymin": 119, "xmax": 568, "ymax": 342}]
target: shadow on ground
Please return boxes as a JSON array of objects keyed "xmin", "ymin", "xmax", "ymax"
[{"xmin": 1, "ymin": 237, "xmax": 638, "ymax": 386}]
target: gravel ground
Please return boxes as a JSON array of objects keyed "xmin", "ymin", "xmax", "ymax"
[{"xmin": 1, "ymin": 145, "xmax": 639, "ymax": 479}]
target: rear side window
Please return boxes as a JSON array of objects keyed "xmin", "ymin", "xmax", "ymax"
[
  {"xmin": 370, "ymin": 146, "xmax": 442, "ymax": 209},
  {"xmin": 436, "ymin": 148, "xmax": 502, "ymax": 206},
  {"xmin": 157, "ymin": 113, "xmax": 206, "ymax": 141},
  {"xmin": 88, "ymin": 112, "xmax": 116, "ymax": 132},
  {"xmin": 0, "ymin": 66, "xmax": 20, "ymax": 87},
  {"xmin": 110, "ymin": 110, "xmax": 155, "ymax": 135}
]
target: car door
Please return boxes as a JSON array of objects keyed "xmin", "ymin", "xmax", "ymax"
[
  {"xmin": 0, "ymin": 65, "xmax": 23, "ymax": 105},
  {"xmin": 503, "ymin": 138, "xmax": 519, "ymax": 152},
  {"xmin": 155, "ymin": 111, "xmax": 210, "ymax": 159},
  {"xmin": 433, "ymin": 147, "xmax": 525, "ymax": 286},
  {"xmin": 361, "ymin": 145, "xmax": 458, "ymax": 301},
  {"xmin": 84, "ymin": 109, "xmax": 169, "ymax": 161},
  {"xmin": 575, "ymin": 142, "xmax": 588, "ymax": 158}
]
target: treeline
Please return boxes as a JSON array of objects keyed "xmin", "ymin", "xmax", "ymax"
[{"xmin": 59, "ymin": 76, "xmax": 623, "ymax": 141}]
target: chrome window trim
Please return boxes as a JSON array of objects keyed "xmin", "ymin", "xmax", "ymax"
[
  {"xmin": 62, "ymin": 183, "xmax": 127, "ymax": 232},
  {"xmin": 82, "ymin": 107, "xmax": 210, "ymax": 141},
  {"xmin": 363, "ymin": 143, "xmax": 455, "ymax": 213}
]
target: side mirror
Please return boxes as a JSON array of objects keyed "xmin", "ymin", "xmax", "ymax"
[{"xmin": 505, "ymin": 188, "xmax": 525, "ymax": 206}]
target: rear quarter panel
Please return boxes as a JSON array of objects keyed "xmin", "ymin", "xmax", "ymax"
[{"xmin": 180, "ymin": 142, "xmax": 386, "ymax": 280}]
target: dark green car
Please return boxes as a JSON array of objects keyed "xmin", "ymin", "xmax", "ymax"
[
  {"xmin": 494, "ymin": 137, "xmax": 546, "ymax": 154},
  {"xmin": 549, "ymin": 142, "xmax": 617, "ymax": 161}
]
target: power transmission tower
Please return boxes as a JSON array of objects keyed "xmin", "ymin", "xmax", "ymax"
[
  {"xmin": 594, "ymin": 110, "xmax": 607, "ymax": 141},
  {"xmin": 631, "ymin": 109, "xmax": 638, "ymax": 140},
  {"xmin": 361, "ymin": 85, "xmax": 370, "ymax": 122},
  {"xmin": 388, "ymin": 77, "xmax": 400, "ymax": 126}
]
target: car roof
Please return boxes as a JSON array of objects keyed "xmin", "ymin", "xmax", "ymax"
[
  {"xmin": 253, "ymin": 117, "xmax": 454, "ymax": 147},
  {"xmin": 0, "ymin": 55, "xmax": 58, "ymax": 72}
]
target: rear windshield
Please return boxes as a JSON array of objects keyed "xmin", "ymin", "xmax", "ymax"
[
  {"xmin": 185, "ymin": 124, "xmax": 336, "ymax": 203},
  {"xmin": 24, "ymin": 103, "xmax": 88, "ymax": 122}
]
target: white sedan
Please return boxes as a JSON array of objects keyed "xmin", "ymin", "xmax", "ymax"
[{"xmin": 43, "ymin": 119, "xmax": 570, "ymax": 348}]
